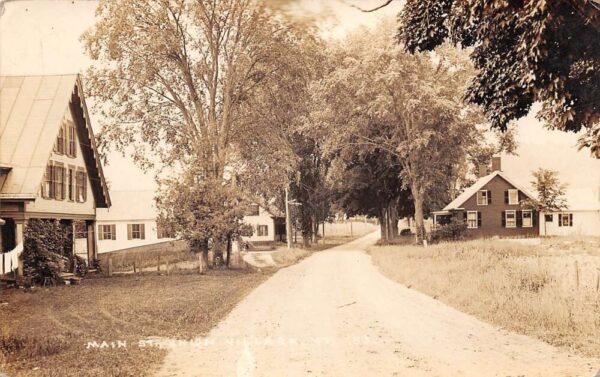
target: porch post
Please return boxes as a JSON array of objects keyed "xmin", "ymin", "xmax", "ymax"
[
  {"xmin": 86, "ymin": 220, "xmax": 97, "ymax": 266},
  {"xmin": 15, "ymin": 219, "xmax": 24, "ymax": 276}
]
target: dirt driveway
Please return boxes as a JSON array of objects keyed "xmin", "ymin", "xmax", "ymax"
[{"xmin": 156, "ymin": 233, "xmax": 599, "ymax": 377}]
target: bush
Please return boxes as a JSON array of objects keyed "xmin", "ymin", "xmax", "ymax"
[
  {"xmin": 430, "ymin": 218, "xmax": 468, "ymax": 243},
  {"xmin": 22, "ymin": 219, "xmax": 70, "ymax": 285}
]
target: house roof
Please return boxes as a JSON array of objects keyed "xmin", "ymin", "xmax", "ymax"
[
  {"xmin": 442, "ymin": 171, "xmax": 536, "ymax": 211},
  {"xmin": 96, "ymin": 190, "xmax": 158, "ymax": 221},
  {"xmin": 0, "ymin": 75, "xmax": 110, "ymax": 207},
  {"xmin": 562, "ymin": 188, "xmax": 600, "ymax": 211}
]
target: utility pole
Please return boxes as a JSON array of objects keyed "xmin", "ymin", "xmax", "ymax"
[{"xmin": 285, "ymin": 187, "xmax": 292, "ymax": 250}]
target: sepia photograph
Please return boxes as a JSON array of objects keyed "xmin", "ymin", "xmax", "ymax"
[{"xmin": 0, "ymin": 0, "xmax": 599, "ymax": 376}]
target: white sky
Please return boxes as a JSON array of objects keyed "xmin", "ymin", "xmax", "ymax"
[{"xmin": 1, "ymin": 0, "xmax": 599, "ymax": 198}]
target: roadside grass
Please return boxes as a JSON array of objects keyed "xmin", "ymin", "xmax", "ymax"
[
  {"xmin": 368, "ymin": 237, "xmax": 600, "ymax": 358},
  {"xmin": 0, "ymin": 269, "xmax": 270, "ymax": 377},
  {"xmin": 96, "ymin": 241, "xmax": 196, "ymax": 273}
]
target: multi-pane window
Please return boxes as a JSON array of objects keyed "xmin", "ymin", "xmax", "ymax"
[
  {"xmin": 54, "ymin": 120, "xmax": 77, "ymax": 157},
  {"xmin": 128, "ymin": 224, "xmax": 145, "ymax": 240},
  {"xmin": 53, "ymin": 164, "xmax": 66, "ymax": 200},
  {"xmin": 67, "ymin": 168, "xmax": 75, "ymax": 201},
  {"xmin": 522, "ymin": 210, "xmax": 533, "ymax": 227},
  {"xmin": 505, "ymin": 210, "xmax": 516, "ymax": 228},
  {"xmin": 76, "ymin": 170, "xmax": 87, "ymax": 203},
  {"xmin": 257, "ymin": 225, "xmax": 269, "ymax": 236},
  {"xmin": 98, "ymin": 224, "xmax": 116, "ymax": 240},
  {"xmin": 476, "ymin": 190, "xmax": 489, "ymax": 205},
  {"xmin": 466, "ymin": 211, "xmax": 479, "ymax": 229},
  {"xmin": 55, "ymin": 124, "xmax": 66, "ymax": 154},
  {"xmin": 67, "ymin": 120, "xmax": 77, "ymax": 158},
  {"xmin": 558, "ymin": 213, "xmax": 573, "ymax": 227},
  {"xmin": 544, "ymin": 214, "xmax": 554, "ymax": 222},
  {"xmin": 508, "ymin": 189, "xmax": 519, "ymax": 205},
  {"xmin": 42, "ymin": 164, "xmax": 53, "ymax": 198}
]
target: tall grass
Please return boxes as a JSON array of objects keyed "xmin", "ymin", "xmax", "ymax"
[{"xmin": 369, "ymin": 239, "xmax": 600, "ymax": 358}]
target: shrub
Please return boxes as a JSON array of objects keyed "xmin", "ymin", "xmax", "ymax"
[
  {"xmin": 22, "ymin": 219, "xmax": 70, "ymax": 285},
  {"xmin": 430, "ymin": 218, "xmax": 468, "ymax": 243}
]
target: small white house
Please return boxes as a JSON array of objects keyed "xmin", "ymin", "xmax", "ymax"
[
  {"xmin": 94, "ymin": 190, "xmax": 174, "ymax": 253},
  {"xmin": 242, "ymin": 204, "xmax": 285, "ymax": 248},
  {"xmin": 540, "ymin": 187, "xmax": 600, "ymax": 237}
]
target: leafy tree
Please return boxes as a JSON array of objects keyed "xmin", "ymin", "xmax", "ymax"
[
  {"xmin": 397, "ymin": 0, "xmax": 600, "ymax": 157},
  {"xmin": 524, "ymin": 168, "xmax": 568, "ymax": 235},
  {"xmin": 156, "ymin": 168, "xmax": 252, "ymax": 270},
  {"xmin": 316, "ymin": 25, "xmax": 482, "ymax": 242}
]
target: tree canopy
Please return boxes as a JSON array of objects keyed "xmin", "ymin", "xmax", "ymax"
[{"xmin": 397, "ymin": 0, "xmax": 600, "ymax": 157}]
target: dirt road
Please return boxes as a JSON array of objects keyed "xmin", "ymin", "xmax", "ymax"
[{"xmin": 156, "ymin": 233, "xmax": 599, "ymax": 377}]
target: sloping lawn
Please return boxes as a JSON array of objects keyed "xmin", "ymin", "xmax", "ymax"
[{"xmin": 0, "ymin": 269, "xmax": 270, "ymax": 377}]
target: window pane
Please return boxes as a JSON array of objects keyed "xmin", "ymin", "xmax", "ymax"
[{"xmin": 508, "ymin": 189, "xmax": 518, "ymax": 205}]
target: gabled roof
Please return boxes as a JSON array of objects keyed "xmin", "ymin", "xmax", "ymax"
[
  {"xmin": 0, "ymin": 75, "xmax": 110, "ymax": 207},
  {"xmin": 442, "ymin": 171, "xmax": 536, "ymax": 211}
]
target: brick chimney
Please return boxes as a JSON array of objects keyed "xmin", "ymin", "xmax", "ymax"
[
  {"xmin": 491, "ymin": 156, "xmax": 502, "ymax": 172},
  {"xmin": 478, "ymin": 163, "xmax": 489, "ymax": 178}
]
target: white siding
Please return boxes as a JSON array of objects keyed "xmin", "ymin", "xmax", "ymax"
[
  {"xmin": 540, "ymin": 211, "xmax": 600, "ymax": 236},
  {"xmin": 242, "ymin": 206, "xmax": 276, "ymax": 242},
  {"xmin": 96, "ymin": 220, "xmax": 174, "ymax": 253}
]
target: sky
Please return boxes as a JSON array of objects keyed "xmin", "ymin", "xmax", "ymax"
[{"xmin": 1, "ymin": 0, "xmax": 599, "ymax": 202}]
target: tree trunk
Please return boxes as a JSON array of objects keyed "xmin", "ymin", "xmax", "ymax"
[
  {"xmin": 225, "ymin": 236, "xmax": 232, "ymax": 267},
  {"xmin": 389, "ymin": 203, "xmax": 398, "ymax": 239},
  {"xmin": 379, "ymin": 208, "xmax": 389, "ymax": 243},
  {"xmin": 311, "ymin": 214, "xmax": 318, "ymax": 244},
  {"xmin": 413, "ymin": 190, "xmax": 426, "ymax": 244},
  {"xmin": 199, "ymin": 240, "xmax": 209, "ymax": 274}
]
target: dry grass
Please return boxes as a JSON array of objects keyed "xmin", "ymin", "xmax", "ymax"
[
  {"xmin": 97, "ymin": 241, "xmax": 195, "ymax": 272},
  {"xmin": 0, "ymin": 269, "xmax": 270, "ymax": 377},
  {"xmin": 369, "ymin": 237, "xmax": 600, "ymax": 358}
]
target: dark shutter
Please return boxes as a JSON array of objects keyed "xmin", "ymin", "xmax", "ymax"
[
  {"xmin": 516, "ymin": 210, "xmax": 522, "ymax": 227},
  {"xmin": 127, "ymin": 224, "xmax": 132, "ymax": 240},
  {"xmin": 111, "ymin": 225, "xmax": 116, "ymax": 240},
  {"xmin": 569, "ymin": 214, "xmax": 573, "ymax": 227},
  {"xmin": 488, "ymin": 190, "xmax": 492, "ymax": 204},
  {"xmin": 504, "ymin": 191, "xmax": 509, "ymax": 204},
  {"xmin": 463, "ymin": 211, "xmax": 467, "ymax": 222},
  {"xmin": 477, "ymin": 212, "xmax": 482, "ymax": 228},
  {"xmin": 140, "ymin": 224, "xmax": 146, "ymax": 240},
  {"xmin": 533, "ymin": 211, "xmax": 538, "ymax": 226},
  {"xmin": 558, "ymin": 215, "xmax": 563, "ymax": 227},
  {"xmin": 98, "ymin": 225, "xmax": 103, "ymax": 240},
  {"xmin": 501, "ymin": 211, "xmax": 506, "ymax": 227}
]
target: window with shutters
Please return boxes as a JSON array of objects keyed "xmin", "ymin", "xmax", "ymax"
[
  {"xmin": 505, "ymin": 210, "xmax": 516, "ymax": 228},
  {"xmin": 508, "ymin": 189, "xmax": 519, "ymax": 205},
  {"xmin": 257, "ymin": 225, "xmax": 269, "ymax": 236},
  {"xmin": 53, "ymin": 164, "xmax": 66, "ymax": 200},
  {"xmin": 522, "ymin": 210, "xmax": 533, "ymax": 227},
  {"xmin": 558, "ymin": 213, "xmax": 573, "ymax": 227},
  {"xmin": 128, "ymin": 224, "xmax": 145, "ymax": 240},
  {"xmin": 544, "ymin": 214, "xmax": 553, "ymax": 222},
  {"xmin": 476, "ymin": 190, "xmax": 489, "ymax": 205},
  {"xmin": 466, "ymin": 211, "xmax": 478, "ymax": 228},
  {"xmin": 67, "ymin": 120, "xmax": 77, "ymax": 157},
  {"xmin": 55, "ymin": 123, "xmax": 66, "ymax": 154},
  {"xmin": 67, "ymin": 167, "xmax": 75, "ymax": 201},
  {"xmin": 76, "ymin": 170, "xmax": 87, "ymax": 203},
  {"xmin": 42, "ymin": 163, "xmax": 53, "ymax": 198},
  {"xmin": 98, "ymin": 224, "xmax": 116, "ymax": 240}
]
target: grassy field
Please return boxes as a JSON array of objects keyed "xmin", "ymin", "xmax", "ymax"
[
  {"xmin": 270, "ymin": 235, "xmax": 364, "ymax": 267},
  {"xmin": 0, "ymin": 269, "xmax": 270, "ymax": 377},
  {"xmin": 369, "ymin": 236, "xmax": 600, "ymax": 358}
]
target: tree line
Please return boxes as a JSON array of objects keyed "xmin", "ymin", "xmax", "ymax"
[{"xmin": 83, "ymin": 0, "xmax": 598, "ymax": 264}]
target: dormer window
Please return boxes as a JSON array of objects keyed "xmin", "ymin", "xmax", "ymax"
[{"xmin": 476, "ymin": 190, "xmax": 490, "ymax": 205}]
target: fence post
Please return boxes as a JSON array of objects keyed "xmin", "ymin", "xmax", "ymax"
[
  {"xmin": 108, "ymin": 256, "xmax": 113, "ymax": 277},
  {"xmin": 133, "ymin": 261, "xmax": 137, "ymax": 274},
  {"xmin": 596, "ymin": 269, "xmax": 599, "ymax": 293},
  {"xmin": 575, "ymin": 260, "xmax": 579, "ymax": 290},
  {"xmin": 166, "ymin": 259, "xmax": 170, "ymax": 276},
  {"xmin": 157, "ymin": 254, "xmax": 161, "ymax": 272}
]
